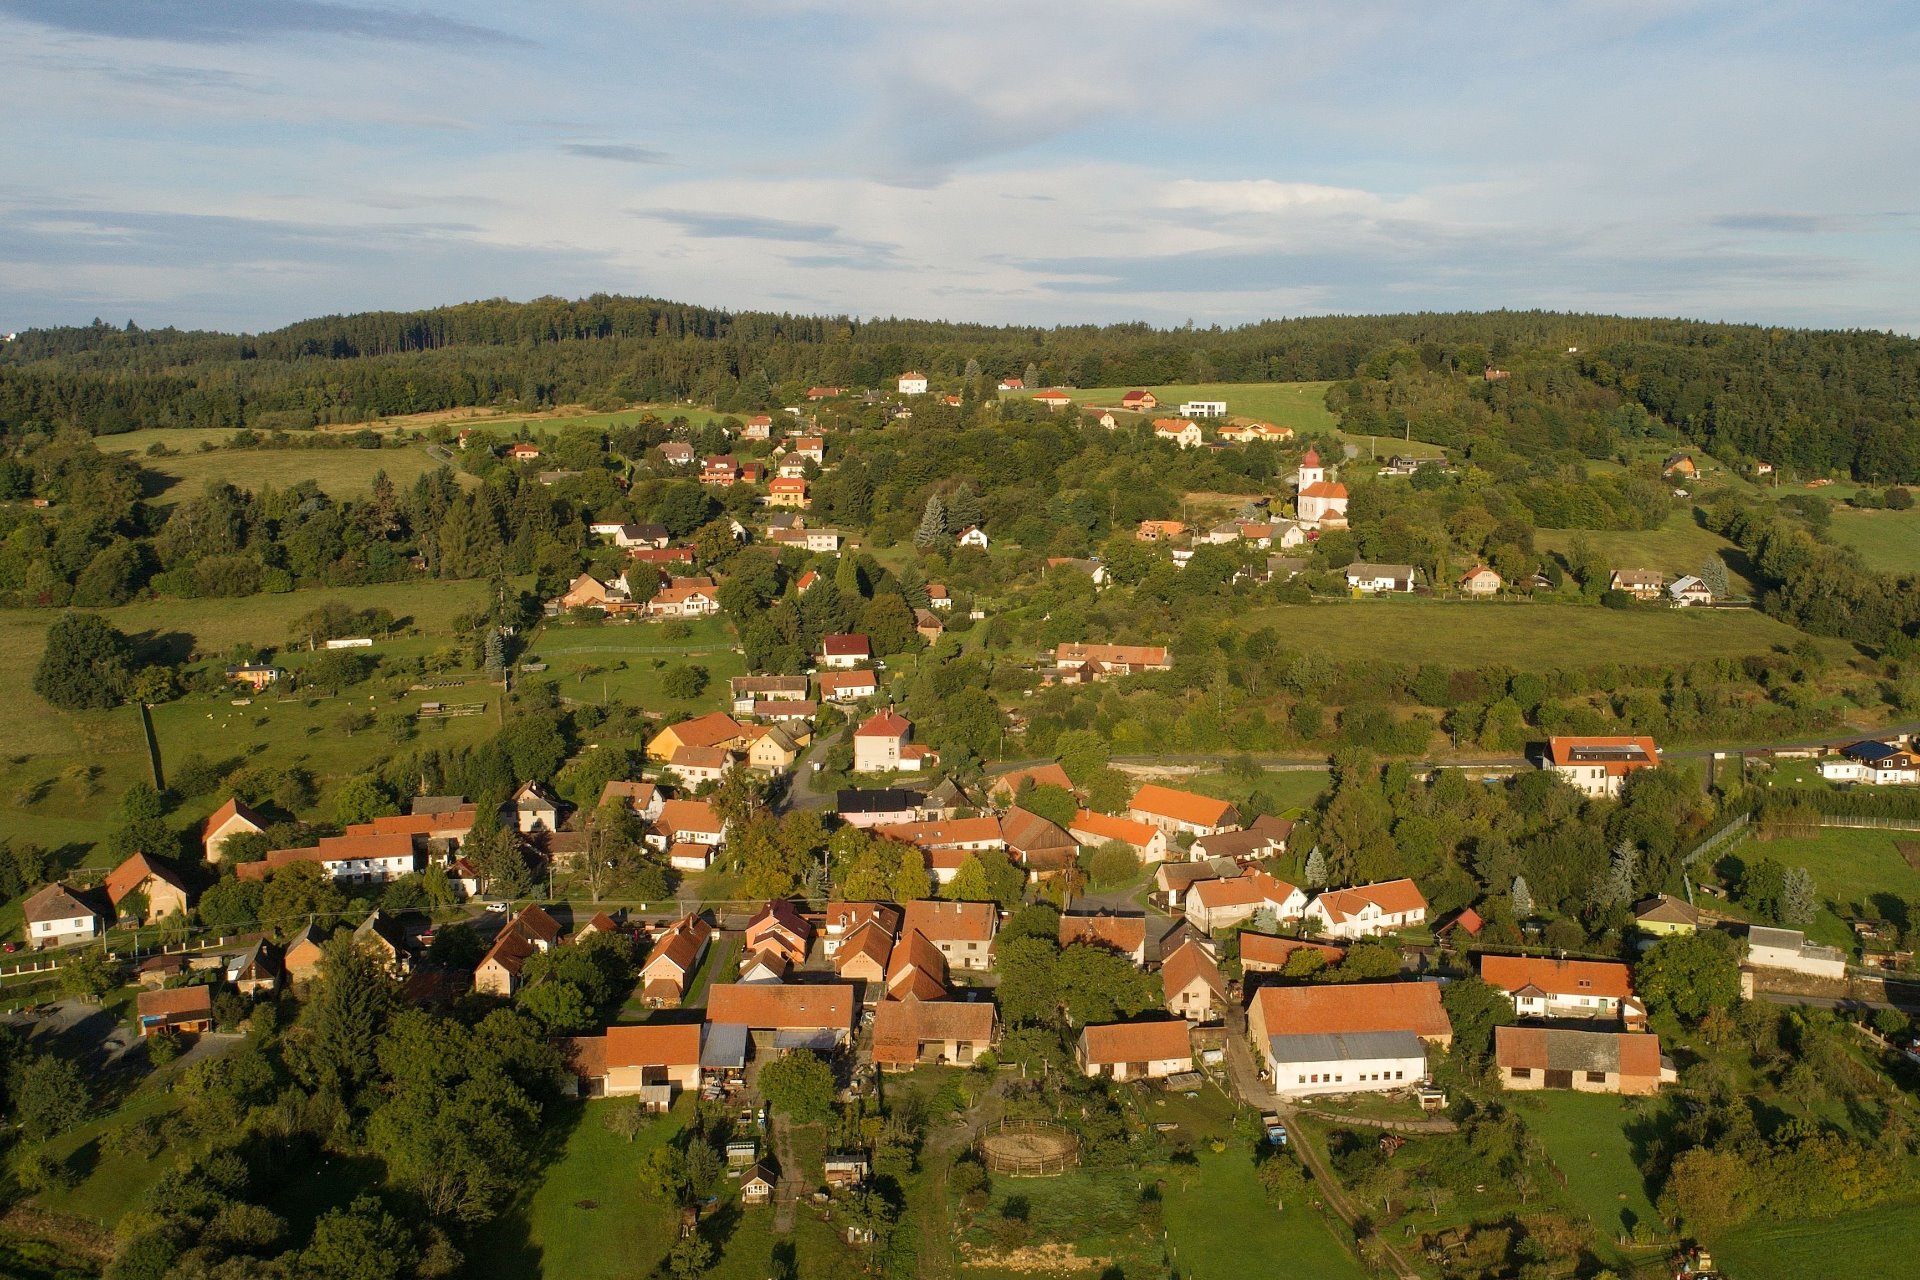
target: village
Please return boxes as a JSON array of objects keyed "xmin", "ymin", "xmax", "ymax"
[{"xmin": 4, "ymin": 355, "xmax": 1919, "ymax": 1280}]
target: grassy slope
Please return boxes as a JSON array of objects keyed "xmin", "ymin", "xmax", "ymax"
[
  {"xmin": 1829, "ymin": 506, "xmax": 1920, "ymax": 574},
  {"xmin": 0, "ymin": 580, "xmax": 496, "ymax": 877},
  {"xmin": 1239, "ymin": 599, "xmax": 1813, "ymax": 671},
  {"xmin": 526, "ymin": 616, "xmax": 745, "ymax": 717},
  {"xmin": 1536, "ymin": 510, "xmax": 1760, "ymax": 596},
  {"xmin": 135, "ymin": 444, "xmax": 460, "ymax": 506},
  {"xmin": 32, "ymin": 1086, "xmax": 185, "ymax": 1228}
]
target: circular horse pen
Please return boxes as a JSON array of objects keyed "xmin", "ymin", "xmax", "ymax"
[{"xmin": 976, "ymin": 1119, "xmax": 1080, "ymax": 1177}]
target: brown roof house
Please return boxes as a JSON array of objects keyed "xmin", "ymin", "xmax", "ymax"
[
  {"xmin": 1479, "ymin": 956, "xmax": 1645, "ymax": 1028},
  {"xmin": 999, "ymin": 807, "xmax": 1078, "ymax": 878},
  {"xmin": 1127, "ymin": 784, "xmax": 1239, "ymax": 837},
  {"xmin": 640, "ymin": 914, "xmax": 713, "ymax": 1007},
  {"xmin": 565, "ymin": 1022, "xmax": 704, "ymax": 1102},
  {"xmin": 23, "ymin": 883, "xmax": 104, "ymax": 950},
  {"xmin": 474, "ymin": 904, "xmax": 562, "ymax": 997},
  {"xmin": 1058, "ymin": 912, "xmax": 1148, "ymax": 966},
  {"xmin": 1077, "ymin": 1019, "xmax": 1193, "ymax": 1081},
  {"xmin": 1248, "ymin": 982, "xmax": 1451, "ymax": 1083},
  {"xmin": 872, "ymin": 998, "xmax": 996, "ymax": 1070},
  {"xmin": 704, "ymin": 983, "xmax": 856, "ymax": 1047},
  {"xmin": 743, "ymin": 900, "xmax": 812, "ymax": 969},
  {"xmin": 885, "ymin": 930, "xmax": 950, "ymax": 1002},
  {"xmin": 106, "ymin": 853, "xmax": 192, "ymax": 924},
  {"xmin": 1495, "ymin": 1026, "xmax": 1673, "ymax": 1095},
  {"xmin": 832, "ymin": 919, "xmax": 895, "ymax": 988},
  {"xmin": 136, "ymin": 985, "xmax": 214, "ymax": 1038},
  {"xmin": 1161, "ymin": 940, "xmax": 1227, "ymax": 1021}
]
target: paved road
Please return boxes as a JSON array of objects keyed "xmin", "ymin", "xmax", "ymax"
[{"xmin": 783, "ymin": 723, "xmax": 848, "ymax": 811}]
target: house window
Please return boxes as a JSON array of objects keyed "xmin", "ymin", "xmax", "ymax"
[
  {"xmin": 1585, "ymin": 1071, "xmax": 1607, "ymax": 1084},
  {"xmin": 1394, "ymin": 1071, "xmax": 1403, "ymax": 1080},
  {"xmin": 1510, "ymin": 1067, "xmax": 1532, "ymax": 1079}
]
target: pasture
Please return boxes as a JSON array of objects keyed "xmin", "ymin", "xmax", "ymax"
[
  {"xmin": 1239, "ymin": 598, "xmax": 1816, "ymax": 671},
  {"xmin": 134, "ymin": 442, "xmax": 460, "ymax": 505},
  {"xmin": 1829, "ymin": 506, "xmax": 1920, "ymax": 575},
  {"xmin": 0, "ymin": 579, "xmax": 496, "ymax": 872}
]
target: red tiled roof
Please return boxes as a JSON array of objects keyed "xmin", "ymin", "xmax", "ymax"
[
  {"xmin": 875, "ymin": 817, "xmax": 1003, "ymax": 849},
  {"xmin": 1130, "ymin": 784, "xmax": 1236, "ymax": 828},
  {"xmin": 658, "ymin": 799, "xmax": 724, "ymax": 838},
  {"xmin": 1479, "ymin": 955, "xmax": 1635, "ymax": 1001},
  {"xmin": 201, "ymin": 797, "xmax": 265, "ymax": 841},
  {"xmin": 823, "ymin": 634, "xmax": 871, "ymax": 657},
  {"xmin": 902, "ymin": 900, "xmax": 996, "ymax": 944},
  {"xmin": 857, "ymin": 710, "xmax": 911, "ymax": 738},
  {"xmin": 106, "ymin": 853, "xmax": 185, "ymax": 906},
  {"xmin": 1069, "ymin": 810, "xmax": 1158, "ymax": 848},
  {"xmin": 1059, "ymin": 913, "xmax": 1147, "ymax": 955},
  {"xmin": 1494, "ymin": 1026, "xmax": 1662, "ymax": 1078},
  {"xmin": 136, "ymin": 985, "xmax": 213, "ymax": 1019},
  {"xmin": 1161, "ymin": 940, "xmax": 1225, "ymax": 1002},
  {"xmin": 1311, "ymin": 878, "xmax": 1427, "ymax": 921},
  {"xmin": 1545, "ymin": 736, "xmax": 1661, "ymax": 774},
  {"xmin": 705, "ymin": 983, "xmax": 855, "ymax": 1032},
  {"xmin": 1252, "ymin": 982, "xmax": 1451, "ymax": 1040},
  {"xmin": 1080, "ymin": 1019, "xmax": 1191, "ymax": 1065},
  {"xmin": 834, "ymin": 920, "xmax": 894, "ymax": 975},
  {"xmin": 872, "ymin": 999, "xmax": 995, "ymax": 1065},
  {"xmin": 886, "ymin": 930, "xmax": 948, "ymax": 1000},
  {"xmin": 604, "ymin": 1022, "xmax": 702, "ymax": 1069},
  {"xmin": 662, "ymin": 712, "xmax": 746, "ymax": 749},
  {"xmin": 1238, "ymin": 932, "xmax": 1344, "ymax": 968}
]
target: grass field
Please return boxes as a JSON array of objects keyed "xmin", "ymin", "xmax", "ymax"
[
  {"xmin": 1510, "ymin": 1091, "xmax": 1667, "ymax": 1242},
  {"xmin": 525, "ymin": 616, "xmax": 744, "ymax": 718},
  {"xmin": 135, "ymin": 443, "xmax": 462, "ymax": 506},
  {"xmin": 469, "ymin": 1101, "xmax": 682, "ymax": 1280},
  {"xmin": 1160, "ymin": 768, "xmax": 1331, "ymax": 816},
  {"xmin": 1829, "ymin": 506, "xmax": 1920, "ymax": 575},
  {"xmin": 1240, "ymin": 598, "xmax": 1818, "ymax": 671},
  {"xmin": 0, "ymin": 579, "xmax": 499, "ymax": 882},
  {"xmin": 1724, "ymin": 826, "xmax": 1920, "ymax": 927},
  {"xmin": 1712, "ymin": 1199, "xmax": 1920, "ymax": 1278},
  {"xmin": 470, "ymin": 1097, "xmax": 860, "ymax": 1280},
  {"xmin": 96, "ymin": 428, "xmax": 242, "ymax": 453},
  {"xmin": 1537, "ymin": 509, "xmax": 1760, "ymax": 596}
]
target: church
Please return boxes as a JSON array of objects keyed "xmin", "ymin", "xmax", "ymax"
[{"xmin": 1294, "ymin": 448, "xmax": 1349, "ymax": 529}]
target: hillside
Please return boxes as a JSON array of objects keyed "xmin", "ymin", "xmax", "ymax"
[{"xmin": 3, "ymin": 299, "xmax": 1918, "ymax": 481}]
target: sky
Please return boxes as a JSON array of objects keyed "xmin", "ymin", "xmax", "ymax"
[{"xmin": 1, "ymin": 0, "xmax": 1917, "ymax": 335}]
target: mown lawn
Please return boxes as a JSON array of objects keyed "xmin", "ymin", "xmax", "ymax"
[
  {"xmin": 1238, "ymin": 598, "xmax": 1818, "ymax": 671},
  {"xmin": 1829, "ymin": 506, "xmax": 1920, "ymax": 575},
  {"xmin": 135, "ymin": 444, "xmax": 461, "ymax": 506},
  {"xmin": 1509, "ymin": 1090, "xmax": 1668, "ymax": 1243},
  {"xmin": 1712, "ymin": 1199, "xmax": 1920, "ymax": 1278}
]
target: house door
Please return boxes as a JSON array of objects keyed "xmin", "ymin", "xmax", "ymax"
[{"xmin": 1545, "ymin": 1069, "xmax": 1573, "ymax": 1089}]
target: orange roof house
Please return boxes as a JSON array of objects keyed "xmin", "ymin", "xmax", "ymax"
[
  {"xmin": 1127, "ymin": 783, "xmax": 1239, "ymax": 836},
  {"xmin": 105, "ymin": 853, "xmax": 191, "ymax": 922},
  {"xmin": 1077, "ymin": 1019, "xmax": 1193, "ymax": 1080},
  {"xmin": 1248, "ymin": 981, "xmax": 1452, "ymax": 1047},
  {"xmin": 1479, "ymin": 955, "xmax": 1644, "ymax": 1026},
  {"xmin": 201, "ymin": 797, "xmax": 266, "ymax": 862},
  {"xmin": 872, "ymin": 999, "xmax": 995, "ymax": 1069},
  {"xmin": 1058, "ymin": 913, "xmax": 1148, "ymax": 965},
  {"xmin": 704, "ymin": 983, "xmax": 856, "ymax": 1041}
]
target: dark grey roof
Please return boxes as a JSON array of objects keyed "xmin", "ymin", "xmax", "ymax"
[
  {"xmin": 1841, "ymin": 740, "xmax": 1902, "ymax": 764},
  {"xmin": 410, "ymin": 795, "xmax": 469, "ymax": 815},
  {"xmin": 700, "ymin": 1022, "xmax": 749, "ymax": 1068},
  {"xmin": 1266, "ymin": 1031, "xmax": 1425, "ymax": 1064},
  {"xmin": 774, "ymin": 1028, "xmax": 845, "ymax": 1050},
  {"xmin": 835, "ymin": 788, "xmax": 921, "ymax": 813}
]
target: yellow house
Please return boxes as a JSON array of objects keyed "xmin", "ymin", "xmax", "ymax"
[
  {"xmin": 747, "ymin": 725, "xmax": 808, "ymax": 771},
  {"xmin": 646, "ymin": 712, "xmax": 748, "ymax": 762},
  {"xmin": 1632, "ymin": 895, "xmax": 1699, "ymax": 937},
  {"xmin": 766, "ymin": 478, "xmax": 810, "ymax": 509}
]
